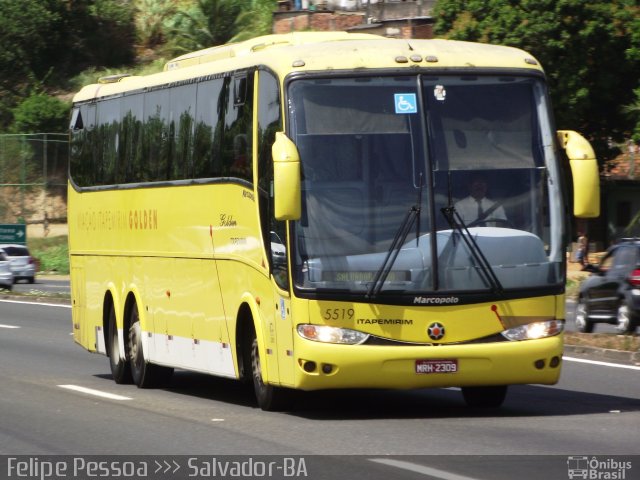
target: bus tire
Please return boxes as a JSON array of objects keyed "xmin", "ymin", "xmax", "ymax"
[
  {"xmin": 250, "ymin": 330, "xmax": 292, "ymax": 411},
  {"xmin": 108, "ymin": 305, "xmax": 132, "ymax": 384},
  {"xmin": 462, "ymin": 386, "xmax": 507, "ymax": 408},
  {"xmin": 128, "ymin": 303, "xmax": 173, "ymax": 388}
]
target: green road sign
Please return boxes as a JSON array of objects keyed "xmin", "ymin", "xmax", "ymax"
[{"xmin": 0, "ymin": 224, "xmax": 27, "ymax": 244}]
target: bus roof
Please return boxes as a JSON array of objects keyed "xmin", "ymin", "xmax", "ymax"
[{"xmin": 72, "ymin": 31, "xmax": 543, "ymax": 103}]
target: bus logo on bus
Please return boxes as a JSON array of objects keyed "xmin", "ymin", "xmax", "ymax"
[
  {"xmin": 427, "ymin": 322, "xmax": 445, "ymax": 340},
  {"xmin": 414, "ymin": 296, "xmax": 460, "ymax": 305}
]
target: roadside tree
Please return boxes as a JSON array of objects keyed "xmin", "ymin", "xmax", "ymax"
[{"xmin": 433, "ymin": 0, "xmax": 640, "ymax": 162}]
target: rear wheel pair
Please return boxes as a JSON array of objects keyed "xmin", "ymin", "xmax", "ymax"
[{"xmin": 107, "ymin": 302, "xmax": 172, "ymax": 387}]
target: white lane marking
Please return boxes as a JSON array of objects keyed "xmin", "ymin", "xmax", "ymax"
[
  {"xmin": 564, "ymin": 356, "xmax": 640, "ymax": 371},
  {"xmin": 0, "ymin": 299, "xmax": 71, "ymax": 308},
  {"xmin": 58, "ymin": 385, "xmax": 133, "ymax": 401},
  {"xmin": 370, "ymin": 458, "xmax": 482, "ymax": 480},
  {"xmin": 0, "ymin": 324, "xmax": 20, "ymax": 329}
]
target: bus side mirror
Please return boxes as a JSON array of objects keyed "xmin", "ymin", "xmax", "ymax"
[
  {"xmin": 557, "ymin": 130, "xmax": 600, "ymax": 218},
  {"xmin": 272, "ymin": 132, "xmax": 301, "ymax": 221}
]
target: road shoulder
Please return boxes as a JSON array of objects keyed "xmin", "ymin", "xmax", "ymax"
[{"xmin": 564, "ymin": 344, "xmax": 640, "ymax": 366}]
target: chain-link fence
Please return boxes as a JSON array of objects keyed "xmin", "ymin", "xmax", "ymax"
[{"xmin": 0, "ymin": 133, "xmax": 68, "ymax": 234}]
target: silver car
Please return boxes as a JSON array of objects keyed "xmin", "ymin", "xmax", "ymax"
[
  {"xmin": 0, "ymin": 250, "xmax": 12, "ymax": 290},
  {"xmin": 0, "ymin": 244, "xmax": 36, "ymax": 284}
]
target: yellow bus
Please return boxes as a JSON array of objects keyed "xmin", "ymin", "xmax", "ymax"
[{"xmin": 68, "ymin": 32, "xmax": 600, "ymax": 410}]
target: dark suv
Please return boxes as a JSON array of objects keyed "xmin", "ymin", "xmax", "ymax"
[{"xmin": 576, "ymin": 238, "xmax": 640, "ymax": 334}]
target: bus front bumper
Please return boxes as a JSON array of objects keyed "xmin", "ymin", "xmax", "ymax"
[{"xmin": 289, "ymin": 334, "xmax": 563, "ymax": 391}]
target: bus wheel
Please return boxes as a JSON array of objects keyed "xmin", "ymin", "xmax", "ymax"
[
  {"xmin": 108, "ymin": 305, "xmax": 132, "ymax": 384},
  {"xmin": 462, "ymin": 386, "xmax": 507, "ymax": 408},
  {"xmin": 250, "ymin": 332, "xmax": 292, "ymax": 411},
  {"xmin": 128, "ymin": 305, "xmax": 173, "ymax": 388}
]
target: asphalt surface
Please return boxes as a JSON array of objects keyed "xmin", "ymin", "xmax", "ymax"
[{"xmin": 0, "ymin": 298, "xmax": 638, "ymax": 480}]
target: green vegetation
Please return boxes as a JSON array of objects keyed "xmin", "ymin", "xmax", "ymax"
[
  {"xmin": 1, "ymin": 0, "xmax": 638, "ymax": 159},
  {"xmin": 11, "ymin": 93, "xmax": 70, "ymax": 134},
  {"xmin": 433, "ymin": 0, "xmax": 640, "ymax": 160},
  {"xmin": 67, "ymin": 58, "xmax": 170, "ymax": 93},
  {"xmin": 0, "ymin": 0, "xmax": 138, "ymax": 131},
  {"xmin": 625, "ymin": 87, "xmax": 640, "ymax": 142},
  {"xmin": 0, "ymin": 0, "xmax": 277, "ymax": 134},
  {"xmin": 164, "ymin": 0, "xmax": 243, "ymax": 53},
  {"xmin": 29, "ymin": 236, "xmax": 69, "ymax": 274},
  {"xmin": 565, "ymin": 277, "xmax": 585, "ymax": 300}
]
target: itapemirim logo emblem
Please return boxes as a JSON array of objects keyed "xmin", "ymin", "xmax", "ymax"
[
  {"xmin": 567, "ymin": 456, "xmax": 632, "ymax": 479},
  {"xmin": 427, "ymin": 322, "xmax": 445, "ymax": 341}
]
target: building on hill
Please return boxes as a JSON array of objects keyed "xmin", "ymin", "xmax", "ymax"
[{"xmin": 274, "ymin": 0, "xmax": 436, "ymax": 39}]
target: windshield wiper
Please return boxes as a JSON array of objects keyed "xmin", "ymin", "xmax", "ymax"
[
  {"xmin": 414, "ymin": 173, "xmax": 424, "ymax": 247},
  {"xmin": 366, "ymin": 205, "xmax": 419, "ymax": 299},
  {"xmin": 440, "ymin": 206, "xmax": 504, "ymax": 295},
  {"xmin": 367, "ymin": 175, "xmax": 424, "ymax": 299}
]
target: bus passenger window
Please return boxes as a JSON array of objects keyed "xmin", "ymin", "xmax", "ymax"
[{"xmin": 231, "ymin": 134, "xmax": 250, "ymax": 177}]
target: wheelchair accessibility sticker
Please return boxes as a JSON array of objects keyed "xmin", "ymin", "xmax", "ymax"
[{"xmin": 394, "ymin": 93, "xmax": 418, "ymax": 114}]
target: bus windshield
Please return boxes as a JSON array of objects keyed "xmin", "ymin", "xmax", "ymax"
[{"xmin": 288, "ymin": 74, "xmax": 564, "ymax": 296}]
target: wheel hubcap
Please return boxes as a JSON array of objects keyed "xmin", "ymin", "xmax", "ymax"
[
  {"xmin": 111, "ymin": 329, "xmax": 119, "ymax": 362},
  {"xmin": 575, "ymin": 302, "xmax": 587, "ymax": 329},
  {"xmin": 251, "ymin": 338, "xmax": 263, "ymax": 387},
  {"xmin": 617, "ymin": 305, "xmax": 630, "ymax": 332},
  {"xmin": 129, "ymin": 320, "xmax": 142, "ymax": 369}
]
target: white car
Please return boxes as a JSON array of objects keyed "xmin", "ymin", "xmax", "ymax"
[
  {"xmin": 0, "ymin": 244, "xmax": 36, "ymax": 284},
  {"xmin": 0, "ymin": 250, "xmax": 12, "ymax": 290}
]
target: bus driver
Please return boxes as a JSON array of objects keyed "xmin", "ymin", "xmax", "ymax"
[{"xmin": 454, "ymin": 174, "xmax": 507, "ymax": 227}]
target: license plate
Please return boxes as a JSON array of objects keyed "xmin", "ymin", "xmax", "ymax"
[{"xmin": 415, "ymin": 359, "xmax": 458, "ymax": 374}]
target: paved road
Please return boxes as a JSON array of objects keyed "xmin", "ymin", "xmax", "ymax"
[
  {"xmin": 11, "ymin": 276, "xmax": 70, "ymax": 296},
  {"xmin": 0, "ymin": 299, "xmax": 639, "ymax": 480}
]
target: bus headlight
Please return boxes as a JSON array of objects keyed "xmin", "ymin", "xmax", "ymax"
[
  {"xmin": 297, "ymin": 324, "xmax": 370, "ymax": 345},
  {"xmin": 501, "ymin": 320, "xmax": 564, "ymax": 341}
]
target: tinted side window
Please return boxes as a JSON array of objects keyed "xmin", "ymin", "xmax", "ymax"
[
  {"xmin": 121, "ymin": 93, "xmax": 144, "ymax": 183},
  {"xmin": 144, "ymin": 88, "xmax": 171, "ymax": 181},
  {"xmin": 613, "ymin": 246, "xmax": 637, "ymax": 271},
  {"xmin": 170, "ymin": 83, "xmax": 197, "ymax": 180},
  {"xmin": 70, "ymin": 71, "xmax": 255, "ymax": 187},
  {"xmin": 194, "ymin": 77, "xmax": 225, "ymax": 178},
  {"xmin": 222, "ymin": 73, "xmax": 254, "ymax": 182},
  {"xmin": 598, "ymin": 251, "xmax": 615, "ymax": 274},
  {"xmin": 256, "ymin": 70, "xmax": 286, "ymax": 288},
  {"xmin": 3, "ymin": 246, "xmax": 28, "ymax": 256},
  {"xmin": 70, "ymin": 103, "xmax": 96, "ymax": 186}
]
